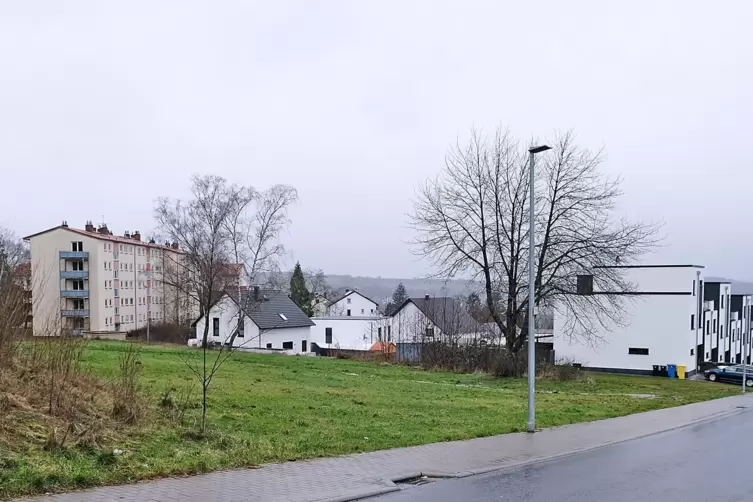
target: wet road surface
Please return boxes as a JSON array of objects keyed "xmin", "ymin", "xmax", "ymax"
[{"xmin": 369, "ymin": 408, "xmax": 753, "ymax": 501}]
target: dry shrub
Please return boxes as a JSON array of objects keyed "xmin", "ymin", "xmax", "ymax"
[
  {"xmin": 537, "ymin": 359, "xmax": 590, "ymax": 381},
  {"xmin": 111, "ymin": 342, "xmax": 142, "ymax": 424},
  {"xmin": 159, "ymin": 385, "xmax": 195, "ymax": 424},
  {"xmin": 126, "ymin": 322, "xmax": 192, "ymax": 344}
]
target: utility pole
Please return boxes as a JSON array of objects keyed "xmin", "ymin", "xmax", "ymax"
[
  {"xmin": 526, "ymin": 144, "xmax": 551, "ymax": 434},
  {"xmin": 744, "ymin": 297, "xmax": 749, "ymax": 393}
]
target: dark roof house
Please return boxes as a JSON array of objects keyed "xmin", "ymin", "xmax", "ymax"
[
  {"xmin": 391, "ymin": 295, "xmax": 480, "ymax": 335},
  {"xmin": 194, "ymin": 287, "xmax": 314, "ymax": 330}
]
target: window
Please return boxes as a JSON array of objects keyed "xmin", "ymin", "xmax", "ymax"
[
  {"xmin": 577, "ymin": 275, "xmax": 594, "ymax": 295},
  {"xmin": 690, "ymin": 348, "xmax": 694, "ymax": 356},
  {"xmin": 72, "ymin": 280, "xmax": 84, "ymax": 290},
  {"xmin": 425, "ymin": 327, "xmax": 435, "ymax": 338},
  {"xmin": 72, "ymin": 299, "xmax": 84, "ymax": 310},
  {"xmin": 71, "ymin": 241, "xmax": 83, "ymax": 252},
  {"xmin": 282, "ymin": 341, "xmax": 293, "ymax": 350},
  {"xmin": 706, "ymin": 320, "xmax": 710, "ymax": 335},
  {"xmin": 325, "ymin": 327, "xmax": 333, "ymax": 344},
  {"xmin": 387, "ymin": 325, "xmax": 391, "ymax": 341},
  {"xmin": 213, "ymin": 317, "xmax": 220, "ymax": 337},
  {"xmin": 279, "ymin": 313, "xmax": 288, "ymax": 321},
  {"xmin": 378, "ymin": 327, "xmax": 382, "ymax": 339},
  {"xmin": 130, "ymin": 298, "xmax": 133, "ymax": 305},
  {"xmin": 714, "ymin": 319, "xmax": 718, "ymax": 333},
  {"xmin": 722, "ymin": 295, "xmax": 725, "ymax": 308},
  {"xmin": 114, "ymin": 270, "xmax": 118, "ymax": 279},
  {"xmin": 628, "ymin": 347, "xmax": 649, "ymax": 355},
  {"xmin": 266, "ymin": 343, "xmax": 272, "ymax": 349},
  {"xmin": 237, "ymin": 319, "xmax": 244, "ymax": 337},
  {"xmin": 721, "ymin": 325, "xmax": 724, "ymax": 337},
  {"xmin": 347, "ymin": 298, "xmax": 352, "ymax": 304},
  {"xmin": 690, "ymin": 314, "xmax": 695, "ymax": 330},
  {"xmin": 371, "ymin": 309, "xmax": 374, "ymax": 314},
  {"xmin": 706, "ymin": 352, "xmax": 710, "ymax": 359},
  {"xmin": 115, "ymin": 307, "xmax": 119, "ymax": 315},
  {"xmin": 361, "ymin": 309, "xmax": 364, "ymax": 314},
  {"xmin": 347, "ymin": 309, "xmax": 351, "ymax": 316},
  {"xmin": 302, "ymin": 340, "xmax": 307, "ymax": 352},
  {"xmin": 692, "ymin": 280, "xmax": 696, "ymax": 296}
]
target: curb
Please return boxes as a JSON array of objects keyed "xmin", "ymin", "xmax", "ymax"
[{"xmin": 336, "ymin": 403, "xmax": 749, "ymax": 501}]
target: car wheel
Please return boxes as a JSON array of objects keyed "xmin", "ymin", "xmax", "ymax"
[
  {"xmin": 746, "ymin": 379, "xmax": 753, "ymax": 388},
  {"xmin": 708, "ymin": 373, "xmax": 717, "ymax": 382}
]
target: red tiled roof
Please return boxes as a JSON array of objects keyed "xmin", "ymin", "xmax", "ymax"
[{"xmin": 23, "ymin": 225, "xmax": 184, "ymax": 253}]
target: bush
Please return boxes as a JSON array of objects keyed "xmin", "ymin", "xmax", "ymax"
[
  {"xmin": 537, "ymin": 359, "xmax": 589, "ymax": 381},
  {"xmin": 126, "ymin": 322, "xmax": 191, "ymax": 344},
  {"xmin": 111, "ymin": 342, "xmax": 142, "ymax": 424}
]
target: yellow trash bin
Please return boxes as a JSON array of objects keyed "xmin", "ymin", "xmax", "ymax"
[{"xmin": 677, "ymin": 364, "xmax": 686, "ymax": 379}]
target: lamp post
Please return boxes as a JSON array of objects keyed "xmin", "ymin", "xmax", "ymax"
[
  {"xmin": 527, "ymin": 144, "xmax": 551, "ymax": 434},
  {"xmin": 743, "ymin": 297, "xmax": 749, "ymax": 393}
]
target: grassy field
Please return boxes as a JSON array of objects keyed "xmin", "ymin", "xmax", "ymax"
[{"xmin": 0, "ymin": 341, "xmax": 738, "ymax": 498}]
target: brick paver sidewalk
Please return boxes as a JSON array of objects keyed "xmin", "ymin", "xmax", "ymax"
[{"xmin": 20, "ymin": 394, "xmax": 753, "ymax": 502}]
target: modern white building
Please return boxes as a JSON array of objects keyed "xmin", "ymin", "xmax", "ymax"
[
  {"xmin": 193, "ymin": 287, "xmax": 314, "ymax": 354},
  {"xmin": 554, "ymin": 265, "xmax": 705, "ymax": 375},
  {"xmin": 309, "ymin": 316, "xmax": 387, "ymax": 351},
  {"xmin": 326, "ymin": 289, "xmax": 379, "ymax": 317},
  {"xmin": 24, "ymin": 221, "xmax": 192, "ymax": 336}
]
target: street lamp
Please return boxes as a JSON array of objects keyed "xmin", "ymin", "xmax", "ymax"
[{"xmin": 527, "ymin": 144, "xmax": 551, "ymax": 433}]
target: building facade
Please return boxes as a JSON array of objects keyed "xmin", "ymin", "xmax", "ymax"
[
  {"xmin": 327, "ymin": 289, "xmax": 379, "ymax": 316},
  {"xmin": 24, "ymin": 222, "xmax": 190, "ymax": 336},
  {"xmin": 554, "ymin": 265, "xmax": 704, "ymax": 375}
]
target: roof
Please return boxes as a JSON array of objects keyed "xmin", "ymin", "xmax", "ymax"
[
  {"xmin": 327, "ymin": 289, "xmax": 379, "ymax": 308},
  {"xmin": 232, "ymin": 289, "xmax": 314, "ymax": 330},
  {"xmin": 708, "ymin": 276, "xmax": 753, "ymax": 296},
  {"xmin": 391, "ymin": 296, "xmax": 480, "ymax": 335},
  {"xmin": 23, "ymin": 225, "xmax": 183, "ymax": 253}
]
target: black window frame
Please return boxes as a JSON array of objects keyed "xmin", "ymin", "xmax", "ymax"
[
  {"xmin": 302, "ymin": 340, "xmax": 307, "ymax": 352},
  {"xmin": 212, "ymin": 317, "xmax": 220, "ymax": 337},
  {"xmin": 266, "ymin": 343, "xmax": 272, "ymax": 349},
  {"xmin": 282, "ymin": 341, "xmax": 293, "ymax": 350},
  {"xmin": 628, "ymin": 347, "xmax": 649, "ymax": 355},
  {"xmin": 425, "ymin": 326, "xmax": 435, "ymax": 338},
  {"xmin": 690, "ymin": 314, "xmax": 695, "ymax": 330},
  {"xmin": 237, "ymin": 318, "xmax": 244, "ymax": 337},
  {"xmin": 325, "ymin": 327, "xmax": 333, "ymax": 344}
]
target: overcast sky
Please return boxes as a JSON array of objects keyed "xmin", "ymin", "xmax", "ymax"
[{"xmin": 1, "ymin": 1, "xmax": 751, "ymax": 279}]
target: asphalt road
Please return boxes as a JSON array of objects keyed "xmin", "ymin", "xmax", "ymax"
[{"xmin": 370, "ymin": 408, "xmax": 753, "ymax": 501}]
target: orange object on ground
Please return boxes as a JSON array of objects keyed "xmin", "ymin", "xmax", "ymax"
[{"xmin": 370, "ymin": 341, "xmax": 396, "ymax": 353}]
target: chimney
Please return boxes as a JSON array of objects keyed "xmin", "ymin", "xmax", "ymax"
[
  {"xmin": 171, "ymin": 242, "xmax": 179, "ymax": 250},
  {"xmin": 84, "ymin": 220, "xmax": 95, "ymax": 232},
  {"xmin": 61, "ymin": 220, "xmax": 68, "ymax": 228},
  {"xmin": 253, "ymin": 286, "xmax": 260, "ymax": 301},
  {"xmin": 148, "ymin": 237, "xmax": 155, "ymax": 244},
  {"xmin": 124, "ymin": 230, "xmax": 130, "ymax": 238},
  {"xmin": 132, "ymin": 230, "xmax": 141, "ymax": 241},
  {"xmin": 424, "ymin": 294, "xmax": 430, "ymax": 301},
  {"xmin": 345, "ymin": 288, "xmax": 351, "ymax": 293},
  {"xmin": 97, "ymin": 224, "xmax": 109, "ymax": 235}
]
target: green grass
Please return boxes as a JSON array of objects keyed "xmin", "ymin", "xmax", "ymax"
[{"xmin": 0, "ymin": 341, "xmax": 738, "ymax": 498}]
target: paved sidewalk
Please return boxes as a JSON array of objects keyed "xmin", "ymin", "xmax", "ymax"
[{"xmin": 21, "ymin": 394, "xmax": 753, "ymax": 502}]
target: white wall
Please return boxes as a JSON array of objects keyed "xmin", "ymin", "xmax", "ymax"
[
  {"xmin": 329, "ymin": 292, "xmax": 378, "ymax": 316},
  {"xmin": 310, "ymin": 316, "xmax": 386, "ymax": 350},
  {"xmin": 554, "ymin": 266, "xmax": 702, "ymax": 373},
  {"xmin": 195, "ymin": 296, "xmax": 310, "ymax": 355}
]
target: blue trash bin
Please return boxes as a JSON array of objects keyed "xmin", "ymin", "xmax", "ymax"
[{"xmin": 667, "ymin": 364, "xmax": 677, "ymax": 378}]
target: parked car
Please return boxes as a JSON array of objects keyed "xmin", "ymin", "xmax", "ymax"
[{"xmin": 705, "ymin": 365, "xmax": 753, "ymax": 387}]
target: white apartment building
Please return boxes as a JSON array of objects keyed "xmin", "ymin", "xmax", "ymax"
[
  {"xmin": 554, "ymin": 265, "xmax": 705, "ymax": 375},
  {"xmin": 24, "ymin": 221, "xmax": 190, "ymax": 336}
]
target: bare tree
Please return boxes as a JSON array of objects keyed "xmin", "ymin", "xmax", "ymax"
[
  {"xmin": 155, "ymin": 175, "xmax": 248, "ymax": 432},
  {"xmin": 225, "ymin": 184, "xmax": 298, "ymax": 286},
  {"xmin": 155, "ymin": 175, "xmax": 297, "ymax": 432},
  {"xmin": 411, "ymin": 128, "xmax": 659, "ymax": 362}
]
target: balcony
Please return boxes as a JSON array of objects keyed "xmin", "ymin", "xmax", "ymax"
[
  {"xmin": 61, "ymin": 309, "xmax": 90, "ymax": 317},
  {"xmin": 60, "ymin": 270, "xmax": 89, "ymax": 279},
  {"xmin": 60, "ymin": 251, "xmax": 89, "ymax": 259},
  {"xmin": 61, "ymin": 289, "xmax": 89, "ymax": 298}
]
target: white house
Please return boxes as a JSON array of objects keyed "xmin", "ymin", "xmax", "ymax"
[
  {"xmin": 193, "ymin": 287, "xmax": 314, "ymax": 354},
  {"xmin": 554, "ymin": 265, "xmax": 705, "ymax": 375},
  {"xmin": 309, "ymin": 316, "xmax": 388, "ymax": 351},
  {"xmin": 390, "ymin": 295, "xmax": 496, "ymax": 345},
  {"xmin": 327, "ymin": 289, "xmax": 379, "ymax": 317}
]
